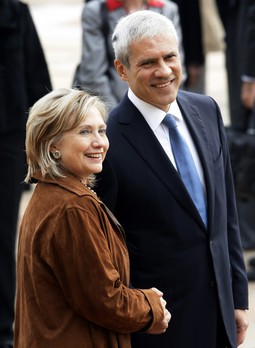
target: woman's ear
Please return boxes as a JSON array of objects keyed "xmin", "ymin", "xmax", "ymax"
[
  {"xmin": 50, "ymin": 146, "xmax": 62, "ymax": 160},
  {"xmin": 49, "ymin": 145, "xmax": 56, "ymax": 155}
]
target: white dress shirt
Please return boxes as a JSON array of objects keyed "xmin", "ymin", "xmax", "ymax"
[{"xmin": 128, "ymin": 88, "xmax": 207, "ymax": 193}]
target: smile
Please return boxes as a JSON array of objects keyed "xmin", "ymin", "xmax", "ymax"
[
  {"xmin": 85, "ymin": 153, "xmax": 102, "ymax": 159},
  {"xmin": 153, "ymin": 80, "xmax": 172, "ymax": 88}
]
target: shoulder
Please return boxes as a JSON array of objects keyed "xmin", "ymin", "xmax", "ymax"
[
  {"xmin": 148, "ymin": 0, "xmax": 179, "ymax": 16},
  {"xmin": 82, "ymin": 0, "xmax": 102, "ymax": 19},
  {"xmin": 177, "ymin": 90, "xmax": 217, "ymax": 106},
  {"xmin": 37, "ymin": 183, "xmax": 104, "ymax": 231},
  {"xmin": 177, "ymin": 90, "xmax": 222, "ymax": 125},
  {"xmin": 160, "ymin": 0, "xmax": 178, "ymax": 11},
  {"xmin": 108, "ymin": 95, "xmax": 136, "ymax": 123}
]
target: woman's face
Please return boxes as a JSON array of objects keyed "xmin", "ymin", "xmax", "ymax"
[{"xmin": 55, "ymin": 106, "xmax": 109, "ymax": 183}]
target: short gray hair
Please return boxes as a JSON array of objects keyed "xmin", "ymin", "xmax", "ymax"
[{"xmin": 112, "ymin": 10, "xmax": 179, "ymax": 67}]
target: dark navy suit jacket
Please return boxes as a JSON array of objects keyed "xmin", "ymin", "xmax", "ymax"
[{"xmin": 96, "ymin": 90, "xmax": 248, "ymax": 347}]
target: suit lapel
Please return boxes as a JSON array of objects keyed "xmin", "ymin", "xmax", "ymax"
[{"xmin": 176, "ymin": 93, "xmax": 215, "ymax": 232}]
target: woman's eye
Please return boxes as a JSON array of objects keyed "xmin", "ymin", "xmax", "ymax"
[
  {"xmin": 80, "ymin": 129, "xmax": 91, "ymax": 135},
  {"xmin": 79, "ymin": 128, "xmax": 106, "ymax": 135},
  {"xmin": 99, "ymin": 128, "xmax": 107, "ymax": 134}
]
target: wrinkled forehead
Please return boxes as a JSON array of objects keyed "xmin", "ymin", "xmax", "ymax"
[{"xmin": 128, "ymin": 34, "xmax": 179, "ymax": 58}]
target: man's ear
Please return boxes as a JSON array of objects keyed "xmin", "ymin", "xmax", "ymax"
[{"xmin": 114, "ymin": 59, "xmax": 128, "ymax": 81}]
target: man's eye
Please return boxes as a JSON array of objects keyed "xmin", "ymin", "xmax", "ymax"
[
  {"xmin": 142, "ymin": 61, "xmax": 153, "ymax": 66},
  {"xmin": 165, "ymin": 54, "xmax": 177, "ymax": 61}
]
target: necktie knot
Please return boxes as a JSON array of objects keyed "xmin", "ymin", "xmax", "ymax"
[{"xmin": 163, "ymin": 114, "xmax": 177, "ymax": 130}]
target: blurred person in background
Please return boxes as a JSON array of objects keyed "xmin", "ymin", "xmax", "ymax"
[
  {"xmin": 172, "ymin": 0, "xmax": 205, "ymax": 93},
  {"xmin": 73, "ymin": 0, "xmax": 186, "ymax": 110},
  {"xmin": 0, "ymin": 1, "xmax": 52, "ymax": 347},
  {"xmin": 216, "ymin": 0, "xmax": 255, "ymax": 280}
]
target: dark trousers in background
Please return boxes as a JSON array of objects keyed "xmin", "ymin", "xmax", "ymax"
[
  {"xmin": 237, "ymin": 199, "xmax": 255, "ymax": 250},
  {"xmin": 0, "ymin": 131, "xmax": 25, "ymax": 346}
]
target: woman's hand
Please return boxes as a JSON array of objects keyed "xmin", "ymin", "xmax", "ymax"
[{"xmin": 146, "ymin": 287, "xmax": 171, "ymax": 334}]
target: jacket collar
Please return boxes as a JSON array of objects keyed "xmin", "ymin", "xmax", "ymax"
[
  {"xmin": 32, "ymin": 170, "xmax": 99, "ymax": 199},
  {"xmin": 106, "ymin": 0, "xmax": 165, "ymax": 11},
  {"xmin": 32, "ymin": 170, "xmax": 125, "ymax": 234}
]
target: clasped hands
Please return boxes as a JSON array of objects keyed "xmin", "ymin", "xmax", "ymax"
[{"xmin": 146, "ymin": 287, "xmax": 171, "ymax": 335}]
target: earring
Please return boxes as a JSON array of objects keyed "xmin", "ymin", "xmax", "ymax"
[{"xmin": 53, "ymin": 150, "xmax": 61, "ymax": 159}]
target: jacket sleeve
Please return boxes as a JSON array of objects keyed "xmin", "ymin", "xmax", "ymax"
[
  {"xmin": 74, "ymin": 2, "xmax": 118, "ymax": 105},
  {"xmin": 215, "ymin": 100, "xmax": 249, "ymax": 309},
  {"xmin": 43, "ymin": 199, "xmax": 164, "ymax": 333}
]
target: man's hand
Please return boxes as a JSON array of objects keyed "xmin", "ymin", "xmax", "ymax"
[
  {"xmin": 235, "ymin": 309, "xmax": 249, "ymax": 346},
  {"xmin": 186, "ymin": 64, "xmax": 203, "ymax": 88},
  {"xmin": 241, "ymin": 81, "xmax": 255, "ymax": 109},
  {"xmin": 146, "ymin": 287, "xmax": 171, "ymax": 334}
]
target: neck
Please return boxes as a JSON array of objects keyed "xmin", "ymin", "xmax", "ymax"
[{"xmin": 123, "ymin": 0, "xmax": 147, "ymax": 12}]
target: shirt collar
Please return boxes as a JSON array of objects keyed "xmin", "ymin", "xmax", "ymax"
[{"xmin": 128, "ymin": 88, "xmax": 182, "ymax": 131}]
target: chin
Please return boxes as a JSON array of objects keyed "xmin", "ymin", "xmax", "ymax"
[{"xmin": 93, "ymin": 165, "xmax": 103, "ymax": 173}]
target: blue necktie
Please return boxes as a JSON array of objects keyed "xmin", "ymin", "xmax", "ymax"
[{"xmin": 163, "ymin": 114, "xmax": 207, "ymax": 227}]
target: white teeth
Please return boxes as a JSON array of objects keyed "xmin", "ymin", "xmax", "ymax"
[
  {"xmin": 86, "ymin": 154, "xmax": 101, "ymax": 158},
  {"xmin": 155, "ymin": 81, "xmax": 170, "ymax": 88}
]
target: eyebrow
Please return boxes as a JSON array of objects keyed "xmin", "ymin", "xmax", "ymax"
[
  {"xmin": 76, "ymin": 123, "xmax": 106, "ymax": 130},
  {"xmin": 137, "ymin": 51, "xmax": 177, "ymax": 65}
]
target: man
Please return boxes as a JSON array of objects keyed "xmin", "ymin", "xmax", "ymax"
[
  {"xmin": 95, "ymin": 11, "xmax": 248, "ymax": 347},
  {"xmin": 216, "ymin": 0, "xmax": 255, "ymax": 277}
]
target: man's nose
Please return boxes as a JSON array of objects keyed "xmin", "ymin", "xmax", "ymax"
[{"xmin": 155, "ymin": 62, "xmax": 172, "ymax": 78}]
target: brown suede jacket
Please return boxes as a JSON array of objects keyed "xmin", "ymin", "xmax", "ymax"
[{"xmin": 14, "ymin": 172, "xmax": 164, "ymax": 348}]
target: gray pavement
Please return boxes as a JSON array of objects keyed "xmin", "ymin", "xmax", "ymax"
[{"xmin": 20, "ymin": 0, "xmax": 254, "ymax": 346}]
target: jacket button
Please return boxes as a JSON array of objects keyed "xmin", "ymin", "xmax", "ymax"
[
  {"xmin": 210, "ymin": 280, "xmax": 216, "ymax": 287},
  {"xmin": 114, "ymin": 280, "xmax": 121, "ymax": 288}
]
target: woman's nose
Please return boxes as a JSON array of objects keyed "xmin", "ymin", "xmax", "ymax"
[{"xmin": 92, "ymin": 132, "xmax": 106, "ymax": 146}]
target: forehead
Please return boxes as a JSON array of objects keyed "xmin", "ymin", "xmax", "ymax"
[
  {"xmin": 129, "ymin": 34, "xmax": 178, "ymax": 57},
  {"xmin": 64, "ymin": 106, "xmax": 103, "ymax": 131}
]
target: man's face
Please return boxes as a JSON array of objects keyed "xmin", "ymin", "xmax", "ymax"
[{"xmin": 115, "ymin": 34, "xmax": 182, "ymax": 112}]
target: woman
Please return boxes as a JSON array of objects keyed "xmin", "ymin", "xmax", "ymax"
[{"xmin": 14, "ymin": 88, "xmax": 170, "ymax": 348}]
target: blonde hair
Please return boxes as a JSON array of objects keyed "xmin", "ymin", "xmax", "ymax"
[{"xmin": 25, "ymin": 88, "xmax": 107, "ymax": 185}]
